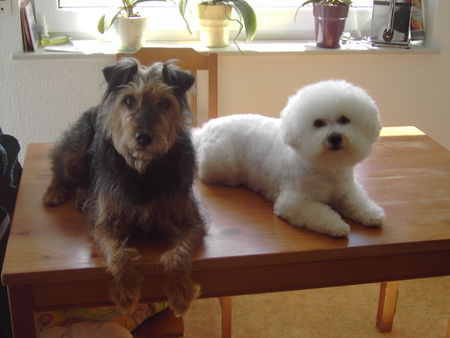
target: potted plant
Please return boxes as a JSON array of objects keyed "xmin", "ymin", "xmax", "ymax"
[
  {"xmin": 178, "ymin": 0, "xmax": 257, "ymax": 47},
  {"xmin": 98, "ymin": 0, "xmax": 166, "ymax": 51},
  {"xmin": 302, "ymin": 0, "xmax": 351, "ymax": 49}
]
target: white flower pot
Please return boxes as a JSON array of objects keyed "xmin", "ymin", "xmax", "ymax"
[
  {"xmin": 116, "ymin": 16, "xmax": 148, "ymax": 51},
  {"xmin": 198, "ymin": 4, "xmax": 232, "ymax": 47}
]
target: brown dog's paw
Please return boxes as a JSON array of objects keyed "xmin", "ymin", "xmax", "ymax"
[
  {"xmin": 110, "ymin": 274, "xmax": 142, "ymax": 314},
  {"xmin": 108, "ymin": 246, "xmax": 143, "ymax": 314},
  {"xmin": 160, "ymin": 247, "xmax": 201, "ymax": 316},
  {"xmin": 166, "ymin": 281, "xmax": 201, "ymax": 317},
  {"xmin": 74, "ymin": 188, "xmax": 89, "ymax": 212},
  {"xmin": 43, "ymin": 186, "xmax": 70, "ymax": 206}
]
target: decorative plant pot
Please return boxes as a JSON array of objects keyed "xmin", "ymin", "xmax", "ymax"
[
  {"xmin": 198, "ymin": 4, "xmax": 232, "ymax": 47},
  {"xmin": 116, "ymin": 16, "xmax": 148, "ymax": 51},
  {"xmin": 313, "ymin": 3, "xmax": 349, "ymax": 49}
]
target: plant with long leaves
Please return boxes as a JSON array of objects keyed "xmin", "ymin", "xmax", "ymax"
[
  {"xmin": 178, "ymin": 0, "xmax": 257, "ymax": 42},
  {"xmin": 98, "ymin": 0, "xmax": 168, "ymax": 34}
]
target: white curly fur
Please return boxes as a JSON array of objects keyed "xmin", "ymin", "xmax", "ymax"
[{"xmin": 193, "ymin": 80, "xmax": 385, "ymax": 237}]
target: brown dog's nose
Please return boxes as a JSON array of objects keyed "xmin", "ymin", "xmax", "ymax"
[
  {"xmin": 327, "ymin": 133, "xmax": 342, "ymax": 150},
  {"xmin": 135, "ymin": 132, "xmax": 153, "ymax": 146}
]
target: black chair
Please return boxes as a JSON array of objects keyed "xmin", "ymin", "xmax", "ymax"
[{"xmin": 0, "ymin": 128, "xmax": 22, "ymax": 338}]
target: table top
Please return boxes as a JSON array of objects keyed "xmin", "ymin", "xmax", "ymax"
[{"xmin": 3, "ymin": 127, "xmax": 450, "ymax": 291}]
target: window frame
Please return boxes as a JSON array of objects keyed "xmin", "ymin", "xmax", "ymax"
[{"xmin": 34, "ymin": 1, "xmax": 374, "ymax": 41}]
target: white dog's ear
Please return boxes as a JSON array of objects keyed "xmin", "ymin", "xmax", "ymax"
[
  {"xmin": 361, "ymin": 99, "xmax": 383, "ymax": 144},
  {"xmin": 371, "ymin": 117, "xmax": 382, "ymax": 143},
  {"xmin": 280, "ymin": 97, "xmax": 302, "ymax": 148},
  {"xmin": 281, "ymin": 121, "xmax": 298, "ymax": 148}
]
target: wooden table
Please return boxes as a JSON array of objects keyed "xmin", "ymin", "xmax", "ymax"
[{"xmin": 2, "ymin": 127, "xmax": 450, "ymax": 337}]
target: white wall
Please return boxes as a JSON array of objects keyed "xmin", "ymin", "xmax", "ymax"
[{"xmin": 1, "ymin": 0, "xmax": 449, "ymax": 163}]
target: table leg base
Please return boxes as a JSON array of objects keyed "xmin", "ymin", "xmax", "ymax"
[{"xmin": 376, "ymin": 281, "xmax": 399, "ymax": 332}]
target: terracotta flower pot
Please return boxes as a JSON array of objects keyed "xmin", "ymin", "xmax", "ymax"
[
  {"xmin": 313, "ymin": 3, "xmax": 349, "ymax": 49},
  {"xmin": 198, "ymin": 4, "xmax": 232, "ymax": 47},
  {"xmin": 116, "ymin": 16, "xmax": 148, "ymax": 51}
]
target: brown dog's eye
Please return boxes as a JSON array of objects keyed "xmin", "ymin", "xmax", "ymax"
[
  {"xmin": 156, "ymin": 99, "xmax": 171, "ymax": 110},
  {"xmin": 338, "ymin": 116, "xmax": 350, "ymax": 124},
  {"xmin": 313, "ymin": 119, "xmax": 326, "ymax": 128},
  {"xmin": 124, "ymin": 95, "xmax": 135, "ymax": 108}
]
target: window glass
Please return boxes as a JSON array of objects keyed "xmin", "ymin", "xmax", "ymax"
[
  {"xmin": 58, "ymin": 0, "xmax": 374, "ymax": 8},
  {"xmin": 37, "ymin": 0, "xmax": 373, "ymax": 41}
]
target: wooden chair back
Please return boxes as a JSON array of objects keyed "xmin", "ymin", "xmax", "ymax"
[{"xmin": 117, "ymin": 47, "xmax": 218, "ymax": 125}]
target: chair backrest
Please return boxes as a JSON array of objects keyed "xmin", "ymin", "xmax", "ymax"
[{"xmin": 117, "ymin": 47, "xmax": 218, "ymax": 125}]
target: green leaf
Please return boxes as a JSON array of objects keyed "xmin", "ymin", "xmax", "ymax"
[
  {"xmin": 97, "ymin": 14, "xmax": 115, "ymax": 34},
  {"xmin": 226, "ymin": 0, "xmax": 257, "ymax": 41},
  {"xmin": 132, "ymin": 0, "xmax": 165, "ymax": 6},
  {"xmin": 124, "ymin": 0, "xmax": 134, "ymax": 16},
  {"xmin": 301, "ymin": 0, "xmax": 319, "ymax": 6},
  {"xmin": 97, "ymin": 14, "xmax": 106, "ymax": 34},
  {"xmin": 177, "ymin": 0, "xmax": 187, "ymax": 14},
  {"xmin": 173, "ymin": 0, "xmax": 192, "ymax": 34},
  {"xmin": 97, "ymin": 8, "xmax": 124, "ymax": 34}
]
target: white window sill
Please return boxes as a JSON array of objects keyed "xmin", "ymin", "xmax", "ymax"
[{"xmin": 12, "ymin": 40, "xmax": 440, "ymax": 60}]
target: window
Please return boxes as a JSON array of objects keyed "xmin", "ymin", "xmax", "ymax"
[
  {"xmin": 35, "ymin": 0, "xmax": 374, "ymax": 41},
  {"xmin": 58, "ymin": 0, "xmax": 374, "ymax": 7}
]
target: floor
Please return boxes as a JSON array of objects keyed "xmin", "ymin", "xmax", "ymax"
[{"xmin": 184, "ymin": 276, "xmax": 450, "ymax": 338}]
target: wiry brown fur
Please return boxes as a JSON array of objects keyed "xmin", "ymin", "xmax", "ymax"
[
  {"xmin": 43, "ymin": 58, "xmax": 207, "ymax": 316},
  {"xmin": 101, "ymin": 76, "xmax": 184, "ymax": 173}
]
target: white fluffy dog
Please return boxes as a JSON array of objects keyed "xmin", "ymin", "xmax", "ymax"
[{"xmin": 193, "ymin": 80, "xmax": 385, "ymax": 237}]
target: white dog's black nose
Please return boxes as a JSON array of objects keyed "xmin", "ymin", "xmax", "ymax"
[
  {"xmin": 135, "ymin": 132, "xmax": 153, "ymax": 146},
  {"xmin": 327, "ymin": 133, "xmax": 342, "ymax": 150}
]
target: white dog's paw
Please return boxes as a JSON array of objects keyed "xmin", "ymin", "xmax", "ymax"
[
  {"xmin": 358, "ymin": 204, "xmax": 385, "ymax": 227},
  {"xmin": 319, "ymin": 220, "xmax": 351, "ymax": 238},
  {"xmin": 274, "ymin": 197, "xmax": 351, "ymax": 238}
]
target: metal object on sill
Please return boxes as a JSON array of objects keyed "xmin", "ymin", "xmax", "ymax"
[
  {"xmin": 369, "ymin": 0, "xmax": 424, "ymax": 48},
  {"xmin": 382, "ymin": 0, "xmax": 396, "ymax": 42}
]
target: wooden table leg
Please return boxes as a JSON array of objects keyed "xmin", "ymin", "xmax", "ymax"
[
  {"xmin": 376, "ymin": 281, "xmax": 399, "ymax": 332},
  {"xmin": 219, "ymin": 296, "xmax": 232, "ymax": 338},
  {"xmin": 7, "ymin": 285, "xmax": 38, "ymax": 338}
]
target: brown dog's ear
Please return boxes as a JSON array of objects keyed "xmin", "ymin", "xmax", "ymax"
[
  {"xmin": 162, "ymin": 63, "xmax": 195, "ymax": 97},
  {"xmin": 102, "ymin": 58, "xmax": 139, "ymax": 96}
]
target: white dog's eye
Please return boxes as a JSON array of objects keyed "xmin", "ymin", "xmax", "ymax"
[
  {"xmin": 338, "ymin": 116, "xmax": 350, "ymax": 124},
  {"xmin": 313, "ymin": 119, "xmax": 326, "ymax": 128}
]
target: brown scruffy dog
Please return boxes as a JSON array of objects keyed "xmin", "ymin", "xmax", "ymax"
[{"xmin": 43, "ymin": 58, "xmax": 206, "ymax": 316}]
